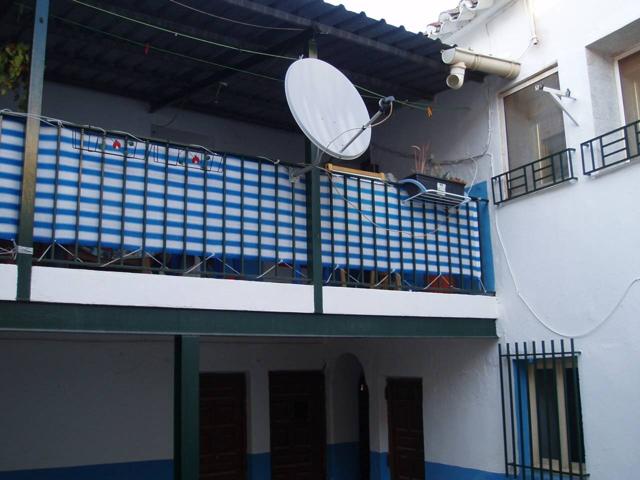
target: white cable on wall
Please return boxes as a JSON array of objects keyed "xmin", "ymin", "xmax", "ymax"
[{"xmin": 478, "ymin": 82, "xmax": 640, "ymax": 338}]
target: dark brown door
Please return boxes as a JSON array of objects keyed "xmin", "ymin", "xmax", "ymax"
[
  {"xmin": 387, "ymin": 378, "xmax": 425, "ymax": 480},
  {"xmin": 269, "ymin": 371, "xmax": 326, "ymax": 480},
  {"xmin": 200, "ymin": 373, "xmax": 247, "ymax": 480}
]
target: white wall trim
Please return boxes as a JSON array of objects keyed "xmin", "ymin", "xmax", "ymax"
[
  {"xmin": 0, "ymin": 264, "xmax": 17, "ymax": 301},
  {"xmin": 28, "ymin": 267, "xmax": 497, "ymax": 318},
  {"xmin": 322, "ymin": 286, "xmax": 497, "ymax": 319},
  {"xmin": 30, "ymin": 266, "xmax": 314, "ymax": 313}
]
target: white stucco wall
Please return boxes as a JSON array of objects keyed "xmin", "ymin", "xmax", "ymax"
[
  {"xmin": 38, "ymin": 82, "xmax": 306, "ymax": 165},
  {"xmin": 0, "ymin": 334, "xmax": 502, "ymax": 475},
  {"xmin": 0, "ymin": 334, "xmax": 174, "ymax": 471},
  {"xmin": 385, "ymin": 2, "xmax": 640, "ymax": 479},
  {"xmin": 2, "ymin": 2, "xmax": 638, "ymax": 478}
]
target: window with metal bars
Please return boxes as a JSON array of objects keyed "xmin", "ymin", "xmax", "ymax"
[{"xmin": 499, "ymin": 340, "xmax": 587, "ymax": 479}]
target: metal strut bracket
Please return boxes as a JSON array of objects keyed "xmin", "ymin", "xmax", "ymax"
[
  {"xmin": 288, "ymin": 96, "xmax": 395, "ymax": 182},
  {"xmin": 535, "ymin": 85, "xmax": 579, "ymax": 126}
]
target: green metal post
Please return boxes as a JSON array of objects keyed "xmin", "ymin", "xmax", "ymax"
[
  {"xmin": 305, "ymin": 38, "xmax": 324, "ymax": 314},
  {"xmin": 16, "ymin": 0, "xmax": 49, "ymax": 301},
  {"xmin": 174, "ymin": 335, "xmax": 200, "ymax": 480}
]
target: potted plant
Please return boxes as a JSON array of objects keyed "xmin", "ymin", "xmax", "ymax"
[
  {"xmin": 0, "ymin": 42, "xmax": 30, "ymax": 111},
  {"xmin": 400, "ymin": 143, "xmax": 466, "ymax": 198}
]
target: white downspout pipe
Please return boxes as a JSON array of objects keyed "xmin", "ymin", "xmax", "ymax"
[{"xmin": 441, "ymin": 47, "xmax": 521, "ymax": 89}]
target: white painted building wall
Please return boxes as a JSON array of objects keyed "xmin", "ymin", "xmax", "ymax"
[
  {"xmin": 5, "ymin": 2, "xmax": 639, "ymax": 478},
  {"xmin": 372, "ymin": 1, "xmax": 640, "ymax": 479},
  {"xmin": 1, "ymin": 81, "xmax": 306, "ymax": 165},
  {"xmin": 0, "ymin": 334, "xmax": 503, "ymax": 476}
]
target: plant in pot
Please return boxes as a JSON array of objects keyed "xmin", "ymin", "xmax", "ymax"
[
  {"xmin": 400, "ymin": 143, "xmax": 466, "ymax": 198},
  {"xmin": 0, "ymin": 42, "xmax": 30, "ymax": 111}
]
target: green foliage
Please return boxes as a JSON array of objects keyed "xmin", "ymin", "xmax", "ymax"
[{"xmin": 0, "ymin": 42, "xmax": 30, "ymax": 110}]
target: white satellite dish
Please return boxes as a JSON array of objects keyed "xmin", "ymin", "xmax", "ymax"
[{"xmin": 285, "ymin": 58, "xmax": 371, "ymax": 161}]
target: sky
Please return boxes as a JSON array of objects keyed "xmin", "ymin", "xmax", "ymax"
[{"xmin": 323, "ymin": 0, "xmax": 457, "ymax": 33}]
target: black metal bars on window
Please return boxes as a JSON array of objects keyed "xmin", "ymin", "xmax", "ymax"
[
  {"xmin": 492, "ymin": 149, "xmax": 576, "ymax": 205},
  {"xmin": 581, "ymin": 119, "xmax": 640, "ymax": 175},
  {"xmin": 499, "ymin": 339, "xmax": 587, "ymax": 480}
]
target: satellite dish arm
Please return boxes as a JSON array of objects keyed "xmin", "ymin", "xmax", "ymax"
[
  {"xmin": 338, "ymin": 96, "xmax": 395, "ymax": 154},
  {"xmin": 288, "ymin": 96, "xmax": 395, "ymax": 182}
]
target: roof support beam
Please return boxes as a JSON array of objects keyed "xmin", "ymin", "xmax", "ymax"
[
  {"xmin": 16, "ymin": 0, "xmax": 49, "ymax": 301},
  {"xmin": 214, "ymin": 0, "xmax": 447, "ymax": 72},
  {"xmin": 149, "ymin": 28, "xmax": 314, "ymax": 112},
  {"xmin": 0, "ymin": 301, "xmax": 498, "ymax": 337},
  {"xmin": 71, "ymin": 0, "xmax": 277, "ymax": 59}
]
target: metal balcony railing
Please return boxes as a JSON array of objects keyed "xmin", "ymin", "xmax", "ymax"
[
  {"xmin": 491, "ymin": 149, "xmax": 577, "ymax": 205},
  {"xmin": 320, "ymin": 173, "xmax": 488, "ymax": 293},
  {"xmin": 581, "ymin": 119, "xmax": 640, "ymax": 175},
  {"xmin": 0, "ymin": 112, "xmax": 491, "ymax": 294}
]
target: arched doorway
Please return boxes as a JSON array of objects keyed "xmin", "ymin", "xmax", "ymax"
[{"xmin": 330, "ymin": 353, "xmax": 370, "ymax": 480}]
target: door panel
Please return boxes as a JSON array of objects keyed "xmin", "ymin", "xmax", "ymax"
[
  {"xmin": 387, "ymin": 378, "xmax": 425, "ymax": 480},
  {"xmin": 269, "ymin": 371, "xmax": 326, "ymax": 480},
  {"xmin": 200, "ymin": 373, "xmax": 247, "ymax": 480}
]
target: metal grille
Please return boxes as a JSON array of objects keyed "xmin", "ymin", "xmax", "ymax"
[
  {"xmin": 581, "ymin": 119, "xmax": 640, "ymax": 175},
  {"xmin": 499, "ymin": 340, "xmax": 587, "ymax": 479},
  {"xmin": 491, "ymin": 149, "xmax": 576, "ymax": 205}
]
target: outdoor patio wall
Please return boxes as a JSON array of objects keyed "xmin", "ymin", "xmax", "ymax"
[
  {"xmin": 375, "ymin": 2, "xmax": 640, "ymax": 480},
  {"xmin": 0, "ymin": 80, "xmax": 305, "ymax": 165},
  {"xmin": 0, "ymin": 334, "xmax": 506, "ymax": 480}
]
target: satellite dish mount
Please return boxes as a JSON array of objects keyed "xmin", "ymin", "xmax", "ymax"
[{"xmin": 284, "ymin": 58, "xmax": 394, "ymax": 181}]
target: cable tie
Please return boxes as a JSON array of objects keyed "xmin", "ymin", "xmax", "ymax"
[{"xmin": 16, "ymin": 245, "xmax": 34, "ymax": 255}]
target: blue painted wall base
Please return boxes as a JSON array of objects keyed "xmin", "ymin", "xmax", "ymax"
[
  {"xmin": 0, "ymin": 460, "xmax": 173, "ymax": 480},
  {"xmin": 0, "ymin": 452, "xmax": 507, "ymax": 480},
  {"xmin": 248, "ymin": 452, "xmax": 270, "ymax": 480},
  {"xmin": 327, "ymin": 442, "xmax": 360, "ymax": 480},
  {"xmin": 426, "ymin": 462, "xmax": 506, "ymax": 480}
]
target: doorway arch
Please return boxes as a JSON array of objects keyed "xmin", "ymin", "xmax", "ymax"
[{"xmin": 329, "ymin": 353, "xmax": 369, "ymax": 480}]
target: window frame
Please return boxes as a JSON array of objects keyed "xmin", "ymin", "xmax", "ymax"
[
  {"xmin": 526, "ymin": 357, "xmax": 586, "ymax": 475},
  {"xmin": 614, "ymin": 44, "xmax": 640, "ymax": 125},
  {"xmin": 498, "ymin": 65, "xmax": 564, "ymax": 174}
]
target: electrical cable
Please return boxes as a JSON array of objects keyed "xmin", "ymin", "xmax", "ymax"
[
  {"xmin": 0, "ymin": 109, "xmax": 222, "ymax": 169},
  {"xmin": 303, "ymin": 118, "xmax": 478, "ymax": 240},
  {"xmin": 69, "ymin": 0, "xmax": 298, "ymax": 61},
  {"xmin": 472, "ymin": 80, "xmax": 638, "ymax": 338},
  {"xmin": 167, "ymin": 0, "xmax": 304, "ymax": 32},
  {"xmin": 47, "ymin": 4, "xmax": 438, "ymax": 115},
  {"xmin": 369, "ymin": 102, "xmax": 393, "ymax": 128},
  {"xmin": 45, "ymin": 13, "xmax": 284, "ymax": 83}
]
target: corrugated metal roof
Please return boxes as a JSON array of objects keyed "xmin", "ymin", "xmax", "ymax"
[{"xmin": 0, "ymin": 0, "xmax": 482, "ymax": 130}]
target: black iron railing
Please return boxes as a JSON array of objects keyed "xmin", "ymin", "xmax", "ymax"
[
  {"xmin": 320, "ymin": 173, "xmax": 489, "ymax": 294},
  {"xmin": 581, "ymin": 119, "xmax": 640, "ymax": 175},
  {"xmin": 499, "ymin": 340, "xmax": 587, "ymax": 480},
  {"xmin": 492, "ymin": 149, "xmax": 576, "ymax": 205}
]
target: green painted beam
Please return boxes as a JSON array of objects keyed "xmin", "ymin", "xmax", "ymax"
[
  {"xmin": 174, "ymin": 335, "xmax": 199, "ymax": 480},
  {"xmin": 304, "ymin": 37, "xmax": 324, "ymax": 314},
  {"xmin": 16, "ymin": 0, "xmax": 49, "ymax": 300},
  {"xmin": 0, "ymin": 301, "xmax": 497, "ymax": 338}
]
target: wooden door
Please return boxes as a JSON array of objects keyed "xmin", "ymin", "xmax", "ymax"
[
  {"xmin": 387, "ymin": 378, "xmax": 425, "ymax": 480},
  {"xmin": 200, "ymin": 373, "xmax": 247, "ymax": 480},
  {"xmin": 269, "ymin": 371, "xmax": 326, "ymax": 480}
]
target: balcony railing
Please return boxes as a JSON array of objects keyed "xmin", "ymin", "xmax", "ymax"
[
  {"xmin": 491, "ymin": 149, "xmax": 576, "ymax": 205},
  {"xmin": 581, "ymin": 119, "xmax": 640, "ymax": 175},
  {"xmin": 0, "ymin": 112, "xmax": 491, "ymax": 294}
]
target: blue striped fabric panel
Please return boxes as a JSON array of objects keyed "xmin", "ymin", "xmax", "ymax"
[
  {"xmin": 0, "ymin": 116, "xmax": 481, "ymax": 279},
  {"xmin": 320, "ymin": 176, "xmax": 482, "ymax": 278}
]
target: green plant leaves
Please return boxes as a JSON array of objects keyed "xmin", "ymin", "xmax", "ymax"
[{"xmin": 0, "ymin": 42, "xmax": 30, "ymax": 110}]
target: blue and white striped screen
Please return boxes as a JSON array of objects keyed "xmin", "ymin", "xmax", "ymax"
[{"xmin": 0, "ymin": 115, "xmax": 481, "ymax": 280}]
